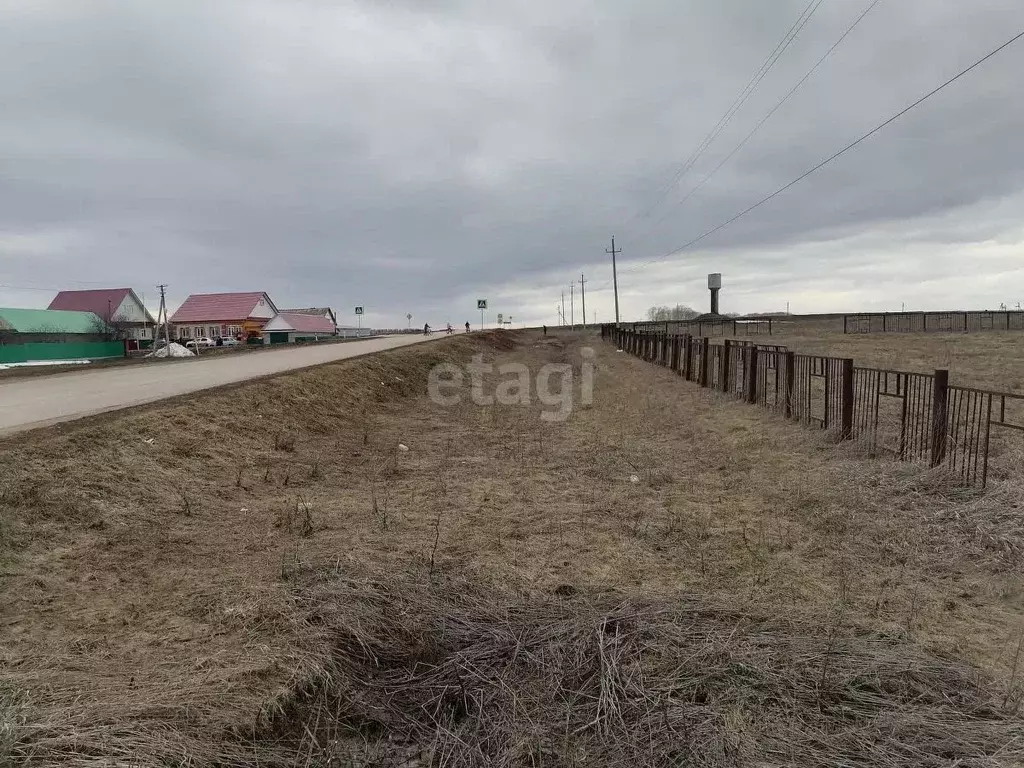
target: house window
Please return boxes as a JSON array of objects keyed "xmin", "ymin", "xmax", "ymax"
[
  {"xmin": 179, "ymin": 326, "xmax": 192, "ymax": 338},
  {"xmin": 208, "ymin": 326, "xmax": 219, "ymax": 338},
  {"xmin": 226, "ymin": 325, "xmax": 242, "ymax": 337}
]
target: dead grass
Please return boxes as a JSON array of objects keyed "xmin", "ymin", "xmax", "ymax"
[
  {"xmin": 2, "ymin": 329, "xmax": 1024, "ymax": 764},
  {"xmin": 749, "ymin": 317, "xmax": 1024, "ymax": 392}
]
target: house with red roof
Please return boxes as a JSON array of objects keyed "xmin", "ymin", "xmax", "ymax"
[
  {"xmin": 262, "ymin": 311, "xmax": 337, "ymax": 344},
  {"xmin": 48, "ymin": 288, "xmax": 155, "ymax": 340},
  {"xmin": 169, "ymin": 292, "xmax": 278, "ymax": 342}
]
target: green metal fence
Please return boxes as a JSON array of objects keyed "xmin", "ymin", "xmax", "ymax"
[{"xmin": 0, "ymin": 341, "xmax": 125, "ymax": 364}]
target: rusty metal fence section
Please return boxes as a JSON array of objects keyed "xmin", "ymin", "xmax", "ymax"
[
  {"xmin": 601, "ymin": 324, "xmax": 1023, "ymax": 488},
  {"xmin": 844, "ymin": 311, "xmax": 1024, "ymax": 334}
]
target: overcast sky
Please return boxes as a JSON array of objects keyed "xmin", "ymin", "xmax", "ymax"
[{"xmin": 2, "ymin": 0, "xmax": 1023, "ymax": 326}]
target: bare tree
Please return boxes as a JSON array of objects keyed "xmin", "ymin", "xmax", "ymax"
[
  {"xmin": 87, "ymin": 314, "xmax": 134, "ymax": 341},
  {"xmin": 645, "ymin": 304, "xmax": 700, "ymax": 322}
]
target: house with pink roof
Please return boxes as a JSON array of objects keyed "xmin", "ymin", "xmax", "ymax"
[
  {"xmin": 169, "ymin": 292, "xmax": 277, "ymax": 341},
  {"xmin": 48, "ymin": 288, "xmax": 156, "ymax": 340},
  {"xmin": 261, "ymin": 311, "xmax": 338, "ymax": 345}
]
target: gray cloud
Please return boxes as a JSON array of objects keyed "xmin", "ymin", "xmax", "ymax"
[{"xmin": 2, "ymin": 0, "xmax": 1023, "ymax": 325}]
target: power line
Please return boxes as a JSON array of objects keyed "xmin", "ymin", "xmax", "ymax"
[
  {"xmin": 618, "ymin": 27, "xmax": 1024, "ymax": 278},
  {"xmin": 648, "ymin": 0, "xmax": 884, "ymax": 233},
  {"xmin": 628, "ymin": 0, "xmax": 825, "ymax": 227}
]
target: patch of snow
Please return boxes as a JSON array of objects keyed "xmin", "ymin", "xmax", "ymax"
[
  {"xmin": 0, "ymin": 359, "xmax": 93, "ymax": 369},
  {"xmin": 147, "ymin": 343, "xmax": 195, "ymax": 358}
]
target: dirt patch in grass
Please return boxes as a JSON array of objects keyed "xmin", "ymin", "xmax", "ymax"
[{"xmin": 2, "ymin": 330, "xmax": 1024, "ymax": 764}]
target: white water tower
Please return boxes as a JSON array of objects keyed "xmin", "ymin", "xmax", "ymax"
[{"xmin": 708, "ymin": 273, "xmax": 722, "ymax": 315}]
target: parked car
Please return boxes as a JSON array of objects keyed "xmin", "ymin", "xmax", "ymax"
[
  {"xmin": 216, "ymin": 336, "xmax": 240, "ymax": 347},
  {"xmin": 185, "ymin": 337, "xmax": 216, "ymax": 349}
]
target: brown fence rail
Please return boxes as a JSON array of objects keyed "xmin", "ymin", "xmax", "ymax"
[
  {"xmin": 628, "ymin": 318, "xmax": 774, "ymax": 337},
  {"xmin": 601, "ymin": 324, "xmax": 1024, "ymax": 487},
  {"xmin": 843, "ymin": 311, "xmax": 1024, "ymax": 334}
]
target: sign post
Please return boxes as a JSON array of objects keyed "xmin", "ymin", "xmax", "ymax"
[
  {"xmin": 477, "ymin": 299, "xmax": 487, "ymax": 330},
  {"xmin": 355, "ymin": 305, "xmax": 364, "ymax": 331},
  {"xmin": 406, "ymin": 312, "xmax": 412, "ymax": 329}
]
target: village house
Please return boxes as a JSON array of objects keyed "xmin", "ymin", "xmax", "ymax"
[
  {"xmin": 261, "ymin": 311, "xmax": 337, "ymax": 344},
  {"xmin": 170, "ymin": 292, "xmax": 277, "ymax": 341},
  {"xmin": 279, "ymin": 306, "xmax": 337, "ymax": 331},
  {"xmin": 48, "ymin": 288, "xmax": 156, "ymax": 340}
]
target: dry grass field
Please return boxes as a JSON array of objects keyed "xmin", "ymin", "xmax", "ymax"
[
  {"xmin": 700, "ymin": 316, "xmax": 1024, "ymax": 393},
  {"xmin": 3, "ymin": 329, "xmax": 1024, "ymax": 765}
]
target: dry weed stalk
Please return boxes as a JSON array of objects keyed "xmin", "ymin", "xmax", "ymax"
[{"xmin": 274, "ymin": 576, "xmax": 1024, "ymax": 767}]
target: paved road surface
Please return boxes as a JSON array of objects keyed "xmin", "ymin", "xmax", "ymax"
[{"xmin": 0, "ymin": 335, "xmax": 439, "ymax": 437}]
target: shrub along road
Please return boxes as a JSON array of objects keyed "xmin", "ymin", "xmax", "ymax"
[{"xmin": 0, "ymin": 334, "xmax": 439, "ymax": 436}]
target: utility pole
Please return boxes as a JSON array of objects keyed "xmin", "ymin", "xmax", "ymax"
[
  {"xmin": 157, "ymin": 284, "xmax": 171, "ymax": 352},
  {"xmin": 579, "ymin": 273, "xmax": 587, "ymax": 329},
  {"xmin": 570, "ymin": 282, "xmax": 575, "ymax": 330},
  {"xmin": 606, "ymin": 236, "xmax": 621, "ymax": 324},
  {"xmin": 561, "ymin": 291, "xmax": 566, "ymax": 327}
]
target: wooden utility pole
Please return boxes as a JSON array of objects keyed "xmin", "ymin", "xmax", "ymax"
[
  {"xmin": 579, "ymin": 273, "xmax": 587, "ymax": 329},
  {"xmin": 606, "ymin": 237, "xmax": 621, "ymax": 324},
  {"xmin": 561, "ymin": 291, "xmax": 566, "ymax": 327},
  {"xmin": 570, "ymin": 282, "xmax": 575, "ymax": 329},
  {"xmin": 157, "ymin": 284, "xmax": 171, "ymax": 351}
]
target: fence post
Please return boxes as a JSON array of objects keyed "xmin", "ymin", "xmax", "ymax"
[
  {"xmin": 843, "ymin": 315, "xmax": 848, "ymax": 334},
  {"xmin": 784, "ymin": 351, "xmax": 795, "ymax": 418},
  {"xmin": 930, "ymin": 369, "xmax": 950, "ymax": 467},
  {"xmin": 746, "ymin": 346, "xmax": 759, "ymax": 404},
  {"xmin": 722, "ymin": 339, "xmax": 732, "ymax": 393},
  {"xmin": 840, "ymin": 358, "xmax": 854, "ymax": 440},
  {"xmin": 699, "ymin": 337, "xmax": 710, "ymax": 387},
  {"xmin": 684, "ymin": 334, "xmax": 693, "ymax": 380}
]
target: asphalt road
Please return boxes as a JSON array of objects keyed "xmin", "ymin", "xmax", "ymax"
[{"xmin": 0, "ymin": 334, "xmax": 439, "ymax": 437}]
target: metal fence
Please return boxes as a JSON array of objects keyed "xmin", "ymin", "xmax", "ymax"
[
  {"xmin": 627, "ymin": 318, "xmax": 775, "ymax": 337},
  {"xmin": 603, "ymin": 324, "xmax": 1024, "ymax": 487},
  {"xmin": 843, "ymin": 311, "xmax": 1024, "ymax": 334}
]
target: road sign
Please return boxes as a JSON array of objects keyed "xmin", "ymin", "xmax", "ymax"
[
  {"xmin": 406, "ymin": 313, "xmax": 412, "ymax": 320},
  {"xmin": 355, "ymin": 306, "xmax": 364, "ymax": 315},
  {"xmin": 477, "ymin": 299, "xmax": 487, "ymax": 310},
  {"xmin": 497, "ymin": 313, "xmax": 503, "ymax": 323}
]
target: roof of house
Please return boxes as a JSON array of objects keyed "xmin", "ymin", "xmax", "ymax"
[
  {"xmin": 48, "ymin": 288, "xmax": 153, "ymax": 322},
  {"xmin": 170, "ymin": 292, "xmax": 272, "ymax": 323},
  {"xmin": 266, "ymin": 312, "xmax": 336, "ymax": 335},
  {"xmin": 0, "ymin": 308, "xmax": 102, "ymax": 334},
  {"xmin": 280, "ymin": 307, "xmax": 335, "ymax": 319}
]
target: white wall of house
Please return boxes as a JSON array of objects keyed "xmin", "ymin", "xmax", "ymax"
[
  {"xmin": 249, "ymin": 295, "xmax": 276, "ymax": 320},
  {"xmin": 113, "ymin": 293, "xmax": 151, "ymax": 323},
  {"xmin": 261, "ymin": 316, "xmax": 295, "ymax": 333}
]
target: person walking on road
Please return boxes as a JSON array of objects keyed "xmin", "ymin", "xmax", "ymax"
[
  {"xmin": 423, "ymin": 322, "xmax": 431, "ymax": 335},
  {"xmin": 543, "ymin": 325, "xmax": 547, "ymax": 336},
  {"xmin": 465, "ymin": 321, "xmax": 471, "ymax": 333}
]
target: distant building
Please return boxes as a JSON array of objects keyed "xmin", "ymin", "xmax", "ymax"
[
  {"xmin": 262, "ymin": 312, "xmax": 337, "ymax": 344},
  {"xmin": 0, "ymin": 308, "xmax": 106, "ymax": 343},
  {"xmin": 48, "ymin": 288, "xmax": 156, "ymax": 340},
  {"xmin": 170, "ymin": 292, "xmax": 277, "ymax": 340},
  {"xmin": 279, "ymin": 307, "xmax": 337, "ymax": 330},
  {"xmin": 335, "ymin": 326, "xmax": 373, "ymax": 339}
]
